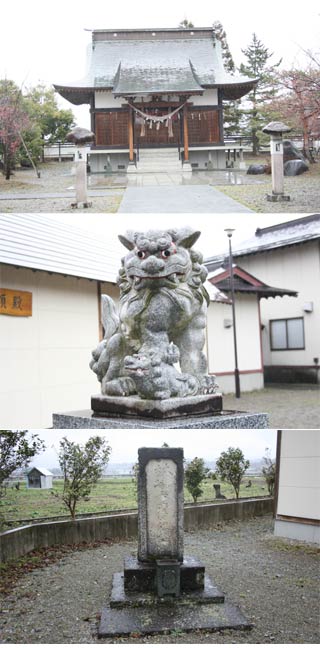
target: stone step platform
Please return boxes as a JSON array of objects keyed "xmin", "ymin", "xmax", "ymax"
[
  {"xmin": 136, "ymin": 148, "xmax": 182, "ymax": 173},
  {"xmin": 111, "ymin": 572, "xmax": 225, "ymax": 608},
  {"xmin": 99, "ymin": 590, "xmax": 252, "ymax": 638}
]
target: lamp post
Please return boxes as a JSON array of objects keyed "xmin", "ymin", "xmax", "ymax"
[{"xmin": 225, "ymin": 228, "xmax": 240, "ymax": 398}]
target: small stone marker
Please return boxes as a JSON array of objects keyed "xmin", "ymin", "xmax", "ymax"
[
  {"xmin": 66, "ymin": 127, "xmax": 95, "ymax": 208},
  {"xmin": 262, "ymin": 121, "xmax": 291, "ymax": 202},
  {"xmin": 98, "ymin": 446, "xmax": 252, "ymax": 638}
]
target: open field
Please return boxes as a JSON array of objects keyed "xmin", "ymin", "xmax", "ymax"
[{"xmin": 1, "ymin": 475, "xmax": 268, "ymax": 525}]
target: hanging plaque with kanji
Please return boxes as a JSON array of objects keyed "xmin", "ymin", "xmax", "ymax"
[{"xmin": 0, "ymin": 288, "xmax": 32, "ymax": 316}]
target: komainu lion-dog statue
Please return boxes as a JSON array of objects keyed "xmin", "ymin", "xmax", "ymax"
[{"xmin": 90, "ymin": 227, "xmax": 218, "ymax": 399}]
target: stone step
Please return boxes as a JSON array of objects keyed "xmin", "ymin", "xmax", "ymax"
[{"xmin": 136, "ymin": 148, "xmax": 182, "ymax": 173}]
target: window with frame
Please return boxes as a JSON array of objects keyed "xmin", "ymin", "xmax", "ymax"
[{"xmin": 270, "ymin": 317, "xmax": 305, "ymax": 351}]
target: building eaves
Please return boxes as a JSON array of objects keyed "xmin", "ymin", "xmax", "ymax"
[
  {"xmin": 205, "ymin": 215, "xmax": 320, "ymax": 266},
  {"xmin": 208, "ymin": 265, "xmax": 298, "ymax": 299},
  {"xmin": 0, "ymin": 214, "xmax": 120, "ymax": 283}
]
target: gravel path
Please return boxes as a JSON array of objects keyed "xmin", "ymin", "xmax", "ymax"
[
  {"xmin": 1, "ymin": 161, "xmax": 319, "ymax": 213},
  {"xmin": 217, "ymin": 167, "xmax": 320, "ymax": 213},
  {"xmin": 0, "ymin": 516, "xmax": 319, "ymax": 644},
  {"xmin": 223, "ymin": 385, "xmax": 320, "ymax": 429}
]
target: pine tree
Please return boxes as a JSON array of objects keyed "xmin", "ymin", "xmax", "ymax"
[
  {"xmin": 212, "ymin": 21, "xmax": 241, "ymax": 137},
  {"xmin": 239, "ymin": 33, "xmax": 281, "ymax": 154},
  {"xmin": 179, "ymin": 19, "xmax": 194, "ymax": 29},
  {"xmin": 212, "ymin": 20, "xmax": 235, "ymax": 73}
]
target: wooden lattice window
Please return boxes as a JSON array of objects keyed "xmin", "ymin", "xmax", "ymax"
[
  {"xmin": 95, "ymin": 111, "xmax": 129, "ymax": 146},
  {"xmin": 187, "ymin": 109, "xmax": 220, "ymax": 144}
]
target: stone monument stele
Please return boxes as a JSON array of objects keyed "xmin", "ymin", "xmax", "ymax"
[{"xmin": 98, "ymin": 446, "xmax": 252, "ymax": 637}]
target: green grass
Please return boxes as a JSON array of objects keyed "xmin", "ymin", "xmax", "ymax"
[{"xmin": 0, "ymin": 475, "xmax": 269, "ymax": 526}]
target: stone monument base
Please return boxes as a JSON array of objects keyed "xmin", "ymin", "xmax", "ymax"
[
  {"xmin": 52, "ymin": 409, "xmax": 268, "ymax": 429},
  {"xmin": 98, "ymin": 556, "xmax": 252, "ymax": 638},
  {"xmin": 91, "ymin": 393, "xmax": 223, "ymax": 419},
  {"xmin": 266, "ymin": 193, "xmax": 290, "ymax": 202}
]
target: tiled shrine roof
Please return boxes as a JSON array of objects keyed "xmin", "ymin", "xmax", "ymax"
[{"xmin": 54, "ymin": 28, "xmax": 258, "ymax": 104}]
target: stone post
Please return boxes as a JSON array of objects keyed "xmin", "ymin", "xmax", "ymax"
[
  {"xmin": 262, "ymin": 121, "xmax": 291, "ymax": 202},
  {"xmin": 137, "ymin": 447, "xmax": 184, "ymax": 563},
  {"xmin": 66, "ymin": 127, "xmax": 95, "ymax": 208}
]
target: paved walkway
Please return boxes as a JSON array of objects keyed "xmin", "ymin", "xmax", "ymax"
[
  {"xmin": 118, "ymin": 184, "xmax": 253, "ymax": 213},
  {"xmin": 223, "ymin": 385, "xmax": 320, "ymax": 429}
]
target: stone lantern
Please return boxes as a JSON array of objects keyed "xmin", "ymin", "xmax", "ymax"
[
  {"xmin": 66, "ymin": 127, "xmax": 95, "ymax": 208},
  {"xmin": 262, "ymin": 121, "xmax": 291, "ymax": 202}
]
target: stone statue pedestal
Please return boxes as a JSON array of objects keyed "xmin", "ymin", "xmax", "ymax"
[
  {"xmin": 52, "ymin": 409, "xmax": 268, "ymax": 429},
  {"xmin": 91, "ymin": 392, "xmax": 223, "ymax": 419},
  {"xmin": 98, "ymin": 447, "xmax": 252, "ymax": 638}
]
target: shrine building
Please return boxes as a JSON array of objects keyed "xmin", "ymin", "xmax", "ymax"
[{"xmin": 54, "ymin": 28, "xmax": 258, "ymax": 173}]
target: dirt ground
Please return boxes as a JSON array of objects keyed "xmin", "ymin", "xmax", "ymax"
[{"xmin": 0, "ymin": 516, "xmax": 319, "ymax": 644}]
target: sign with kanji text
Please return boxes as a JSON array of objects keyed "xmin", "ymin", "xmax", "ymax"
[{"xmin": 0, "ymin": 288, "xmax": 32, "ymax": 316}]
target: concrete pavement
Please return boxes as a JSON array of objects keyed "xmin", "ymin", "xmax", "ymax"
[
  {"xmin": 223, "ymin": 385, "xmax": 320, "ymax": 429},
  {"xmin": 118, "ymin": 184, "xmax": 253, "ymax": 213}
]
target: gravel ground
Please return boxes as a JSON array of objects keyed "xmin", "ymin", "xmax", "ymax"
[
  {"xmin": 1, "ymin": 160, "xmax": 319, "ymax": 213},
  {"xmin": 223, "ymin": 385, "xmax": 320, "ymax": 429},
  {"xmin": 0, "ymin": 516, "xmax": 319, "ymax": 644},
  {"xmin": 216, "ymin": 163, "xmax": 320, "ymax": 213}
]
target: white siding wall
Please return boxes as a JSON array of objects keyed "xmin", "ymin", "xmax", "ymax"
[
  {"xmin": 0, "ymin": 264, "xmax": 117, "ymax": 428},
  {"xmin": 206, "ymin": 294, "xmax": 263, "ymax": 392},
  {"xmin": 275, "ymin": 430, "xmax": 320, "ymax": 543},
  {"xmin": 277, "ymin": 430, "xmax": 320, "ymax": 521},
  {"xmin": 239, "ymin": 242, "xmax": 320, "ymax": 366}
]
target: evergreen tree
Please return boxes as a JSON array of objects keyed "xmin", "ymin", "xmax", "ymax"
[
  {"xmin": 212, "ymin": 20, "xmax": 235, "ymax": 73},
  {"xmin": 185, "ymin": 457, "xmax": 210, "ymax": 503},
  {"xmin": 215, "ymin": 447, "xmax": 250, "ymax": 499},
  {"xmin": 212, "ymin": 21, "xmax": 241, "ymax": 137},
  {"xmin": 239, "ymin": 33, "xmax": 281, "ymax": 154},
  {"xmin": 58, "ymin": 436, "xmax": 111, "ymax": 519},
  {"xmin": 179, "ymin": 19, "xmax": 194, "ymax": 29}
]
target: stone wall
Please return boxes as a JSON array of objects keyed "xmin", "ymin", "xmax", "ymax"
[{"xmin": 0, "ymin": 497, "xmax": 274, "ymax": 563}]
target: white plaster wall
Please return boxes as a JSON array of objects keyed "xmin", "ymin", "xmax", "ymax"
[
  {"xmin": 277, "ymin": 430, "xmax": 320, "ymax": 521},
  {"xmin": 0, "ymin": 265, "xmax": 116, "ymax": 428},
  {"xmin": 191, "ymin": 89, "xmax": 218, "ymax": 106},
  {"xmin": 94, "ymin": 91, "xmax": 125, "ymax": 108},
  {"xmin": 94, "ymin": 89, "xmax": 218, "ymax": 108},
  {"xmin": 239, "ymin": 242, "xmax": 320, "ymax": 366},
  {"xmin": 206, "ymin": 295, "xmax": 262, "ymax": 378}
]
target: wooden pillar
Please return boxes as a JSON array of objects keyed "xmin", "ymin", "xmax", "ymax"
[
  {"xmin": 128, "ymin": 106, "xmax": 134, "ymax": 162},
  {"xmin": 183, "ymin": 105, "xmax": 189, "ymax": 162}
]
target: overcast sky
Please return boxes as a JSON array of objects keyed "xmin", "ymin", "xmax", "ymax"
[
  {"xmin": 29, "ymin": 429, "xmax": 277, "ymax": 468},
  {"xmin": 1, "ymin": 0, "xmax": 319, "ymax": 127}
]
